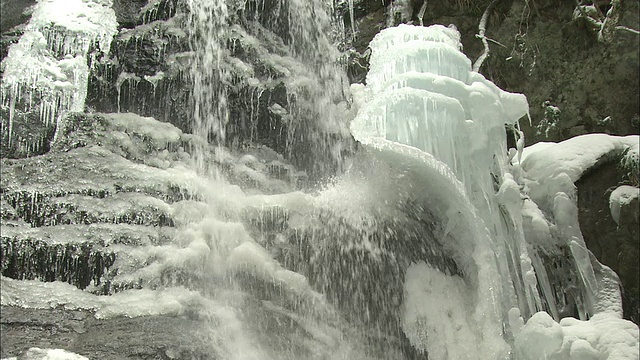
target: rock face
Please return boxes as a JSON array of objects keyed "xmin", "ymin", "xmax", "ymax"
[
  {"xmin": 0, "ymin": 307, "xmax": 218, "ymax": 359},
  {"xmin": 0, "ymin": 112, "xmax": 371, "ymax": 359},
  {"xmin": 484, "ymin": 0, "xmax": 639, "ymax": 143},
  {"xmin": 577, "ymin": 160, "xmax": 639, "ymax": 324},
  {"xmin": 1, "ymin": 0, "xmax": 352, "ymax": 178},
  {"xmin": 0, "ymin": 112, "xmax": 448, "ymax": 359},
  {"xmin": 84, "ymin": 0, "xmax": 352, "ymax": 178}
]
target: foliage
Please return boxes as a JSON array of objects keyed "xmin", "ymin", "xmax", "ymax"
[
  {"xmin": 536, "ymin": 101, "xmax": 561, "ymax": 138},
  {"xmin": 620, "ymin": 145, "xmax": 640, "ymax": 187}
]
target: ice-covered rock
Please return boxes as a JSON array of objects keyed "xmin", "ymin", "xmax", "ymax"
[
  {"xmin": 610, "ymin": 185, "xmax": 639, "ymax": 226},
  {"xmin": 522, "ymin": 134, "xmax": 638, "ymax": 210},
  {"xmin": 349, "ymin": 23, "xmax": 639, "ymax": 359},
  {"xmin": 1, "ymin": 0, "xmax": 117, "ymax": 150},
  {"xmin": 515, "ymin": 311, "xmax": 639, "ymax": 360}
]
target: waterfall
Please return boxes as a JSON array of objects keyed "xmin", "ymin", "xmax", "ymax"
[
  {"xmin": 184, "ymin": 0, "xmax": 230, "ymax": 172},
  {"xmin": 1, "ymin": 1, "xmax": 638, "ymax": 360}
]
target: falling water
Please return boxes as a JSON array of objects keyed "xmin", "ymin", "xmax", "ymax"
[
  {"xmin": 184, "ymin": 0, "xmax": 230, "ymax": 173},
  {"xmin": 2, "ymin": 1, "xmax": 638, "ymax": 360}
]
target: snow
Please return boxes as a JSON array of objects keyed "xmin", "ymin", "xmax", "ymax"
[
  {"xmin": 402, "ymin": 262, "xmax": 484, "ymax": 360},
  {"xmin": 516, "ymin": 141, "xmax": 557, "ymax": 164},
  {"xmin": 103, "ymin": 112, "xmax": 183, "ymax": 149},
  {"xmin": 0, "ymin": 348, "xmax": 88, "ymax": 360},
  {"xmin": 609, "ymin": 185, "xmax": 639, "ymax": 225},
  {"xmin": 515, "ymin": 311, "xmax": 639, "ymax": 360},
  {"xmin": 1, "ymin": 275, "xmax": 194, "ymax": 318},
  {"xmin": 522, "ymin": 134, "xmax": 638, "ymax": 185}
]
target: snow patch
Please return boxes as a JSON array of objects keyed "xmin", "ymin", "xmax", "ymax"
[
  {"xmin": 515, "ymin": 311, "xmax": 639, "ymax": 360},
  {"xmin": 1, "ymin": 348, "xmax": 88, "ymax": 360},
  {"xmin": 609, "ymin": 185, "xmax": 639, "ymax": 225}
]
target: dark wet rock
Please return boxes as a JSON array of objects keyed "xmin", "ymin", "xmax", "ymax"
[
  {"xmin": 0, "ymin": 224, "xmax": 177, "ymax": 293},
  {"xmin": 0, "ymin": 306, "xmax": 219, "ymax": 360},
  {"xmin": 484, "ymin": 0, "xmax": 639, "ymax": 145},
  {"xmin": 577, "ymin": 160, "xmax": 640, "ymax": 323},
  {"xmin": 0, "ymin": 237, "xmax": 115, "ymax": 290},
  {"xmin": 0, "ymin": 24, "xmax": 24, "ymax": 64},
  {"xmin": 0, "ymin": 0, "xmax": 35, "ymax": 34},
  {"xmin": 0, "ymin": 105, "xmax": 56, "ymax": 159},
  {"xmin": 241, "ymin": 199, "xmax": 458, "ymax": 359},
  {"xmin": 0, "ymin": 147, "xmax": 196, "ymax": 207},
  {"xmin": 111, "ymin": 0, "xmax": 148, "ymax": 29}
]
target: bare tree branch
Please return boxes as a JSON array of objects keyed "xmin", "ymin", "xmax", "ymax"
[
  {"xmin": 574, "ymin": 0, "xmax": 639, "ymax": 42},
  {"xmin": 473, "ymin": 0, "xmax": 500, "ymax": 72},
  {"xmin": 418, "ymin": 0, "xmax": 427, "ymax": 26},
  {"xmin": 616, "ymin": 25, "xmax": 640, "ymax": 35},
  {"xmin": 599, "ymin": 0, "xmax": 620, "ymax": 42}
]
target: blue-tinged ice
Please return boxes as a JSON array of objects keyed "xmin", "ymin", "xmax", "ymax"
[{"xmin": 349, "ymin": 23, "xmax": 638, "ymax": 359}]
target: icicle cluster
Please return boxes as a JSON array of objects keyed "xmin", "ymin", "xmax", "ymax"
[
  {"xmin": 0, "ymin": 0, "xmax": 117, "ymax": 143},
  {"xmin": 350, "ymin": 24, "xmax": 534, "ymax": 359}
]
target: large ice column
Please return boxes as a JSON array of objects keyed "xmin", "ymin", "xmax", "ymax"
[
  {"xmin": 352, "ymin": 24, "xmax": 528, "ymax": 187},
  {"xmin": 350, "ymin": 24, "xmax": 536, "ymax": 359},
  {"xmin": 1, "ymin": 0, "xmax": 117, "ymax": 141}
]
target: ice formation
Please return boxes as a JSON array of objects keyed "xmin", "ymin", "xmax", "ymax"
[
  {"xmin": 350, "ymin": 24, "xmax": 639, "ymax": 359},
  {"xmin": 0, "ymin": 347, "xmax": 89, "ymax": 360},
  {"xmin": 351, "ymin": 24, "xmax": 533, "ymax": 359},
  {"xmin": 1, "ymin": 3, "xmax": 639, "ymax": 359},
  {"xmin": 514, "ymin": 311, "xmax": 639, "ymax": 360},
  {"xmin": 0, "ymin": 0, "xmax": 117, "ymax": 142}
]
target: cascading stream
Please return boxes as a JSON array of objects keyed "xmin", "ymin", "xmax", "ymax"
[{"xmin": 1, "ymin": 2, "xmax": 638, "ymax": 360}]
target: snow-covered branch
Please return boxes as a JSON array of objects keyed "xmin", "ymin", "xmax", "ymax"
[
  {"xmin": 573, "ymin": 0, "xmax": 639, "ymax": 43},
  {"xmin": 417, "ymin": 1, "xmax": 428, "ymax": 26},
  {"xmin": 473, "ymin": 0, "xmax": 499, "ymax": 72}
]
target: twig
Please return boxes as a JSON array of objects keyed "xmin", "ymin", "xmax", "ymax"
[
  {"xmin": 487, "ymin": 37, "xmax": 507, "ymax": 48},
  {"xmin": 616, "ymin": 25, "xmax": 640, "ymax": 35},
  {"xmin": 599, "ymin": 0, "xmax": 620, "ymax": 42}
]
